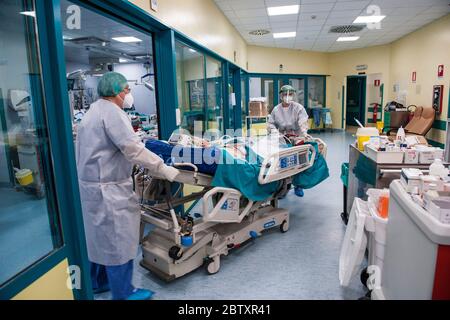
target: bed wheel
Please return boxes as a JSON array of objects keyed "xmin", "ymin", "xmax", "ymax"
[
  {"xmin": 360, "ymin": 267, "xmax": 369, "ymax": 287},
  {"xmin": 206, "ymin": 257, "xmax": 220, "ymax": 275},
  {"xmin": 280, "ymin": 220, "xmax": 289, "ymax": 233},
  {"xmin": 169, "ymin": 246, "xmax": 183, "ymax": 261}
]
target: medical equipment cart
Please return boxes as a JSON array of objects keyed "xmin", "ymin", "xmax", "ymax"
[
  {"xmin": 372, "ymin": 180, "xmax": 450, "ymax": 300},
  {"xmin": 345, "ymin": 144, "xmax": 433, "ymax": 223}
]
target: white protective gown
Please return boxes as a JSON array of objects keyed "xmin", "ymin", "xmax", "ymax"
[
  {"xmin": 76, "ymin": 99, "xmax": 177, "ymax": 266},
  {"xmin": 267, "ymin": 102, "xmax": 309, "ymax": 136}
]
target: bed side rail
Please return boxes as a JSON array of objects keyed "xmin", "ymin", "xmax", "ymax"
[
  {"xmin": 258, "ymin": 144, "xmax": 315, "ymax": 185},
  {"xmin": 202, "ymin": 187, "xmax": 254, "ymax": 223}
]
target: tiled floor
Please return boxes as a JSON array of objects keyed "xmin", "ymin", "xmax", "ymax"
[{"xmin": 97, "ymin": 130, "xmax": 367, "ymax": 300}]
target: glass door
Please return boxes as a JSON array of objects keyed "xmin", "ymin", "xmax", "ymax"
[
  {"xmin": 174, "ymin": 42, "xmax": 205, "ymax": 134},
  {"xmin": 205, "ymin": 56, "xmax": 223, "ymax": 132},
  {"xmin": 241, "ymin": 73, "xmax": 248, "ymax": 132},
  {"xmin": 289, "ymin": 78, "xmax": 306, "ymax": 107},
  {"xmin": 60, "ymin": 0, "xmax": 160, "ymax": 140},
  {"xmin": 0, "ymin": 0, "xmax": 63, "ymax": 288}
]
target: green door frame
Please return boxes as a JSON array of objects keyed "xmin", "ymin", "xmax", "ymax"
[
  {"xmin": 0, "ymin": 89, "xmax": 15, "ymax": 187},
  {"xmin": 244, "ymin": 73, "xmax": 328, "ymax": 125},
  {"xmin": 226, "ymin": 64, "xmax": 243, "ymax": 131},
  {"xmin": 0, "ymin": 0, "xmax": 93, "ymax": 300},
  {"xmin": 173, "ymin": 32, "xmax": 245, "ymax": 133},
  {"xmin": 0, "ymin": 0, "xmax": 180, "ymax": 300}
]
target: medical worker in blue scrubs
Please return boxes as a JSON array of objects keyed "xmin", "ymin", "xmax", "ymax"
[{"xmin": 76, "ymin": 72, "xmax": 179, "ymax": 300}]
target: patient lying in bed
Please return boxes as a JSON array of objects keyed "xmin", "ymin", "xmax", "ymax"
[{"xmin": 145, "ymin": 134, "xmax": 329, "ymax": 201}]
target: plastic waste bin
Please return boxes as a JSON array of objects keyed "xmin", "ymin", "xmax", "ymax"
[{"xmin": 339, "ymin": 189, "xmax": 388, "ymax": 291}]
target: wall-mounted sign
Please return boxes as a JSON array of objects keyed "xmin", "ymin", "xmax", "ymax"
[
  {"xmin": 374, "ymin": 79, "xmax": 380, "ymax": 87},
  {"xmin": 412, "ymin": 71, "xmax": 417, "ymax": 83},
  {"xmin": 433, "ymin": 85, "xmax": 444, "ymax": 114},
  {"xmin": 356, "ymin": 64, "xmax": 368, "ymax": 71},
  {"xmin": 438, "ymin": 65, "xmax": 444, "ymax": 78}
]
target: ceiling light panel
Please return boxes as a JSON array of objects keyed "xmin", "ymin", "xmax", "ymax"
[
  {"xmin": 273, "ymin": 32, "xmax": 297, "ymax": 39},
  {"xmin": 267, "ymin": 5, "xmax": 300, "ymax": 16}
]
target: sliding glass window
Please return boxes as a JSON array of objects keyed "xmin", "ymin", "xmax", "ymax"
[
  {"xmin": 289, "ymin": 78, "xmax": 306, "ymax": 107},
  {"xmin": 205, "ymin": 56, "xmax": 223, "ymax": 132},
  {"xmin": 175, "ymin": 42, "xmax": 205, "ymax": 134},
  {"xmin": 241, "ymin": 74, "xmax": 247, "ymax": 131},
  {"xmin": 175, "ymin": 40, "xmax": 225, "ymax": 135},
  {"xmin": 308, "ymin": 76, "xmax": 325, "ymax": 108},
  {"xmin": 61, "ymin": 0, "xmax": 159, "ymax": 139}
]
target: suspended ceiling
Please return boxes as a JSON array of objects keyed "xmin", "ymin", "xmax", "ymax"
[{"xmin": 214, "ymin": 0, "xmax": 450, "ymax": 52}]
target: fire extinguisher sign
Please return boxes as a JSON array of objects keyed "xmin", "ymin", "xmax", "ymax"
[{"xmin": 438, "ymin": 65, "xmax": 444, "ymax": 78}]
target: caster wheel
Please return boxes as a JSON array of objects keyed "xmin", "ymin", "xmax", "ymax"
[
  {"xmin": 206, "ymin": 258, "xmax": 220, "ymax": 275},
  {"xmin": 360, "ymin": 267, "xmax": 369, "ymax": 287},
  {"xmin": 168, "ymin": 246, "xmax": 183, "ymax": 261},
  {"xmin": 280, "ymin": 220, "xmax": 289, "ymax": 233}
]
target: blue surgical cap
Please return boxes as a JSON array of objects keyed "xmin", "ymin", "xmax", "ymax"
[{"xmin": 97, "ymin": 72, "xmax": 128, "ymax": 97}]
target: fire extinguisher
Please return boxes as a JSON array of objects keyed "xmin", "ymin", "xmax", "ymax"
[{"xmin": 371, "ymin": 103, "xmax": 380, "ymax": 123}]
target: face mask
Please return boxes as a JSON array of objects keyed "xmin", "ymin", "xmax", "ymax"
[
  {"xmin": 283, "ymin": 95, "xmax": 293, "ymax": 104},
  {"xmin": 121, "ymin": 93, "xmax": 134, "ymax": 109}
]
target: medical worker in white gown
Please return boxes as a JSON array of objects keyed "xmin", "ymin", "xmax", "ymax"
[
  {"xmin": 267, "ymin": 84, "xmax": 310, "ymax": 137},
  {"xmin": 267, "ymin": 84, "xmax": 310, "ymax": 197},
  {"xmin": 76, "ymin": 72, "xmax": 179, "ymax": 300}
]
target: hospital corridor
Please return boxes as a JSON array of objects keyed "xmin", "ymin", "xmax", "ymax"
[
  {"xmin": 1, "ymin": 0, "xmax": 450, "ymax": 308},
  {"xmin": 95, "ymin": 132, "xmax": 362, "ymax": 300}
]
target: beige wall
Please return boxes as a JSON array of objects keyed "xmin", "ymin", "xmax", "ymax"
[
  {"xmin": 248, "ymin": 16, "xmax": 449, "ymax": 140},
  {"xmin": 247, "ymin": 45, "xmax": 329, "ymax": 75},
  {"xmin": 328, "ymin": 45, "xmax": 391, "ymax": 128},
  {"xmin": 130, "ymin": 0, "xmax": 247, "ymax": 69},
  {"xmin": 127, "ymin": 1, "xmax": 449, "ymax": 141},
  {"xmin": 13, "ymin": 259, "xmax": 74, "ymax": 300},
  {"xmin": 389, "ymin": 14, "xmax": 450, "ymax": 143}
]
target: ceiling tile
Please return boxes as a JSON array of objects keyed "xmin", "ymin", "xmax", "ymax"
[
  {"xmin": 300, "ymin": 3, "xmax": 336, "ymax": 13},
  {"xmin": 299, "ymin": 11, "xmax": 330, "ymax": 20},
  {"xmin": 298, "ymin": 18, "xmax": 327, "ymax": 26},
  {"xmin": 266, "ymin": 0, "xmax": 300, "ymax": 6},
  {"xmin": 234, "ymin": 8, "xmax": 267, "ymax": 18},
  {"xmin": 328, "ymin": 9, "xmax": 362, "ymax": 18},
  {"xmin": 333, "ymin": 1, "xmax": 371, "ymax": 11},
  {"xmin": 269, "ymin": 15, "xmax": 299, "ymax": 23},
  {"xmin": 228, "ymin": 0, "xmax": 266, "ymax": 10},
  {"xmin": 214, "ymin": 0, "xmax": 449, "ymax": 52},
  {"xmin": 238, "ymin": 16, "xmax": 270, "ymax": 24},
  {"xmin": 301, "ymin": 0, "xmax": 336, "ymax": 4},
  {"xmin": 270, "ymin": 21, "xmax": 299, "ymax": 30},
  {"xmin": 423, "ymin": 4, "xmax": 450, "ymax": 14}
]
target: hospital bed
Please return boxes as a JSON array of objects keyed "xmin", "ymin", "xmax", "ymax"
[{"xmin": 137, "ymin": 136, "xmax": 322, "ymax": 281}]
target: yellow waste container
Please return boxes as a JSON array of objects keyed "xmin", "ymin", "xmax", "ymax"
[
  {"xmin": 376, "ymin": 121, "xmax": 384, "ymax": 134},
  {"xmin": 15, "ymin": 169, "xmax": 34, "ymax": 186}
]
